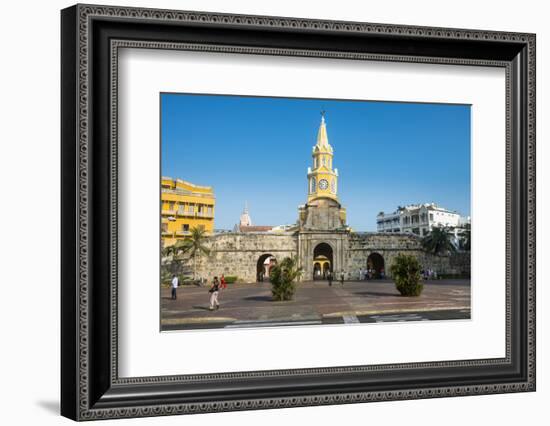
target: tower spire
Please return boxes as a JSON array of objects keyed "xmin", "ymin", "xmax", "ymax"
[
  {"xmin": 239, "ymin": 201, "xmax": 252, "ymax": 227},
  {"xmin": 316, "ymin": 111, "xmax": 329, "ymax": 148}
]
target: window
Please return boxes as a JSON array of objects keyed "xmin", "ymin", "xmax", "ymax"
[
  {"xmin": 314, "ymin": 157, "xmax": 317, "ymax": 168},
  {"xmin": 178, "ymin": 204, "xmax": 185, "ymax": 214},
  {"xmin": 182, "ymin": 224, "xmax": 189, "ymax": 232},
  {"xmin": 311, "ymin": 178, "xmax": 316, "ymax": 193},
  {"xmin": 169, "ymin": 202, "xmax": 175, "ymax": 211},
  {"xmin": 207, "ymin": 206, "xmax": 213, "ymax": 216},
  {"xmin": 161, "ymin": 223, "xmax": 168, "ymax": 232}
]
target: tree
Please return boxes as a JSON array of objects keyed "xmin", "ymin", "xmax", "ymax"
[
  {"xmin": 161, "ymin": 240, "xmax": 185, "ymax": 277},
  {"xmin": 162, "ymin": 226, "xmax": 210, "ymax": 280},
  {"xmin": 270, "ymin": 256, "xmax": 303, "ymax": 301},
  {"xmin": 422, "ymin": 226, "xmax": 457, "ymax": 256},
  {"xmin": 390, "ymin": 254, "xmax": 423, "ymax": 296}
]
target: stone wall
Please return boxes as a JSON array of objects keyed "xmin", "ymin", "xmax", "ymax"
[
  {"xmin": 163, "ymin": 230, "xmax": 470, "ymax": 284},
  {"xmin": 192, "ymin": 232, "xmax": 298, "ymax": 283},
  {"xmin": 346, "ymin": 232, "xmax": 468, "ymax": 279},
  {"xmin": 449, "ymin": 252, "xmax": 471, "ymax": 277}
]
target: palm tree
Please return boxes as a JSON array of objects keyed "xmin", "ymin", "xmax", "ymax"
[
  {"xmin": 162, "ymin": 226, "xmax": 210, "ymax": 280},
  {"xmin": 422, "ymin": 226, "xmax": 457, "ymax": 256}
]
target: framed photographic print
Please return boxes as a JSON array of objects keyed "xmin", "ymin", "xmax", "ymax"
[{"xmin": 61, "ymin": 4, "xmax": 536, "ymax": 421}]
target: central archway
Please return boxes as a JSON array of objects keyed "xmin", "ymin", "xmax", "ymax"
[
  {"xmin": 257, "ymin": 254, "xmax": 277, "ymax": 282},
  {"xmin": 313, "ymin": 243, "xmax": 333, "ymax": 280}
]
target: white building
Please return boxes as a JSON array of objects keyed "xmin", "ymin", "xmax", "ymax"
[{"xmin": 376, "ymin": 203, "xmax": 470, "ymax": 237}]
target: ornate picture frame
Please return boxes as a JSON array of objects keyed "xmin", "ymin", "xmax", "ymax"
[{"xmin": 61, "ymin": 4, "xmax": 535, "ymax": 420}]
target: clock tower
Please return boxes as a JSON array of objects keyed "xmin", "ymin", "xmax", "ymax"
[
  {"xmin": 307, "ymin": 113, "xmax": 339, "ymax": 203},
  {"xmin": 297, "ymin": 112, "xmax": 348, "ymax": 281},
  {"xmin": 298, "ymin": 113, "xmax": 347, "ymax": 231}
]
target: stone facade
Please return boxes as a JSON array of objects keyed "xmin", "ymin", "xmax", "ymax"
[
  {"xmin": 346, "ymin": 232, "xmax": 466, "ymax": 279},
  {"xmin": 169, "ymin": 229, "xmax": 467, "ymax": 283},
  {"xmin": 191, "ymin": 233, "xmax": 297, "ymax": 283}
]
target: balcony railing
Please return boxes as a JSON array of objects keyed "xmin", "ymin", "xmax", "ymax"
[
  {"xmin": 196, "ymin": 211, "xmax": 213, "ymax": 218},
  {"xmin": 161, "ymin": 187, "xmax": 215, "ymax": 199},
  {"xmin": 161, "ymin": 209, "xmax": 214, "ymax": 218}
]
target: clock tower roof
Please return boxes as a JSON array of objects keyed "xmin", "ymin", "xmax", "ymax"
[{"xmin": 314, "ymin": 113, "xmax": 333, "ymax": 153}]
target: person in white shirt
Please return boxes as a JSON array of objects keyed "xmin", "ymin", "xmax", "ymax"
[{"xmin": 171, "ymin": 275, "xmax": 179, "ymax": 300}]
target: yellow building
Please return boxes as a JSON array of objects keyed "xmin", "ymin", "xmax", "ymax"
[{"xmin": 161, "ymin": 177, "xmax": 215, "ymax": 247}]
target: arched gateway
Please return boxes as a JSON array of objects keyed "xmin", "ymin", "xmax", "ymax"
[
  {"xmin": 257, "ymin": 254, "xmax": 277, "ymax": 282},
  {"xmin": 367, "ymin": 252, "xmax": 385, "ymax": 279},
  {"xmin": 313, "ymin": 243, "xmax": 333, "ymax": 280}
]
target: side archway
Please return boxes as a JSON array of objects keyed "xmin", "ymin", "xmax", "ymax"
[
  {"xmin": 257, "ymin": 254, "xmax": 277, "ymax": 282},
  {"xmin": 367, "ymin": 252, "xmax": 385, "ymax": 279}
]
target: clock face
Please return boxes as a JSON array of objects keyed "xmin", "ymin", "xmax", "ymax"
[{"xmin": 319, "ymin": 179, "xmax": 329, "ymax": 190}]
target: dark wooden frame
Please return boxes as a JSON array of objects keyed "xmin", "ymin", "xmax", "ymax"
[{"xmin": 61, "ymin": 4, "xmax": 536, "ymax": 421}]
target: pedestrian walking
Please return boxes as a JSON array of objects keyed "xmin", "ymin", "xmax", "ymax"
[
  {"xmin": 171, "ymin": 274, "xmax": 179, "ymax": 300},
  {"xmin": 220, "ymin": 274, "xmax": 227, "ymax": 289},
  {"xmin": 327, "ymin": 270, "xmax": 333, "ymax": 287},
  {"xmin": 340, "ymin": 269, "xmax": 345, "ymax": 286},
  {"xmin": 359, "ymin": 268, "xmax": 364, "ymax": 281},
  {"xmin": 209, "ymin": 276, "xmax": 220, "ymax": 310}
]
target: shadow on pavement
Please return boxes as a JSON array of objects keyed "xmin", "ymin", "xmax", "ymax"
[
  {"xmin": 243, "ymin": 295, "xmax": 274, "ymax": 302},
  {"xmin": 353, "ymin": 291, "xmax": 401, "ymax": 297},
  {"xmin": 192, "ymin": 305, "xmax": 212, "ymax": 311}
]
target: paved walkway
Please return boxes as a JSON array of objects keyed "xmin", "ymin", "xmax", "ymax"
[{"xmin": 161, "ymin": 279, "xmax": 470, "ymax": 330}]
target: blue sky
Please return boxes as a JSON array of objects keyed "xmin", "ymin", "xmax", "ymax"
[{"xmin": 161, "ymin": 93, "xmax": 471, "ymax": 231}]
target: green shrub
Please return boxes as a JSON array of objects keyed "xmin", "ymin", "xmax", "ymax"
[
  {"xmin": 270, "ymin": 256, "xmax": 302, "ymax": 301},
  {"xmin": 390, "ymin": 254, "xmax": 423, "ymax": 296},
  {"xmin": 224, "ymin": 276, "xmax": 238, "ymax": 284}
]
